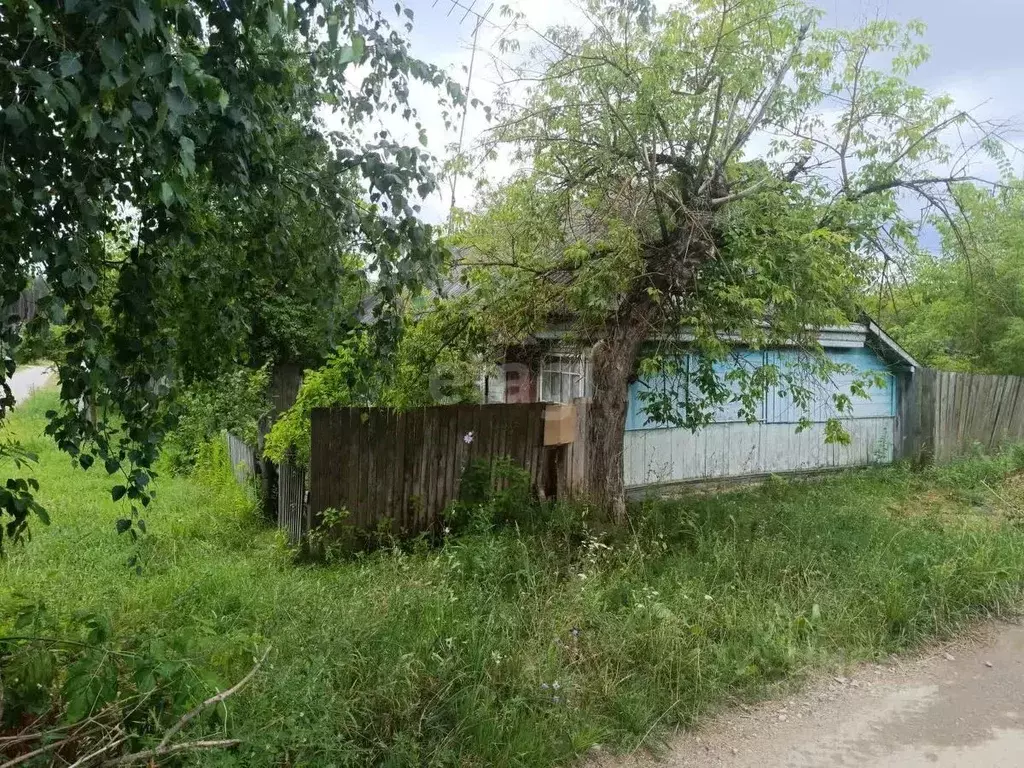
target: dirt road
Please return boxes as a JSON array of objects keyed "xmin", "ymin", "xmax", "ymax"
[
  {"xmin": 617, "ymin": 622, "xmax": 1024, "ymax": 767},
  {"xmin": 8, "ymin": 364, "xmax": 52, "ymax": 405}
]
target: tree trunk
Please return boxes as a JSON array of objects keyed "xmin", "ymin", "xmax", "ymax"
[
  {"xmin": 585, "ymin": 312, "xmax": 648, "ymax": 522},
  {"xmin": 582, "ymin": 222, "xmax": 711, "ymax": 520}
]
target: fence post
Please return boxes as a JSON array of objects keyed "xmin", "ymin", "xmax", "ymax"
[
  {"xmin": 565, "ymin": 398, "xmax": 591, "ymax": 498},
  {"xmin": 257, "ymin": 363, "xmax": 303, "ymax": 522},
  {"xmin": 919, "ymin": 368, "xmax": 939, "ymax": 464}
]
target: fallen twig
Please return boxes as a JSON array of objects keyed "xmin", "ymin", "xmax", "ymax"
[
  {"xmin": 0, "ymin": 738, "xmax": 70, "ymax": 768},
  {"xmin": 102, "ymin": 739, "xmax": 242, "ymax": 766},
  {"xmin": 156, "ymin": 647, "xmax": 270, "ymax": 750},
  {"xmin": 1, "ymin": 648, "xmax": 268, "ymax": 768},
  {"xmin": 68, "ymin": 735, "xmax": 127, "ymax": 768}
]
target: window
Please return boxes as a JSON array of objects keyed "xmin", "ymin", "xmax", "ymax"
[{"xmin": 540, "ymin": 354, "xmax": 587, "ymax": 404}]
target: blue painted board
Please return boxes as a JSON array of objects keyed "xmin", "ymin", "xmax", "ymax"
[
  {"xmin": 626, "ymin": 345, "xmax": 897, "ymax": 431},
  {"xmin": 765, "ymin": 348, "xmax": 895, "ymax": 424}
]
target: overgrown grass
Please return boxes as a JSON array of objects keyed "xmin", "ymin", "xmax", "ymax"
[{"xmin": 4, "ymin": 390, "xmax": 1024, "ymax": 766}]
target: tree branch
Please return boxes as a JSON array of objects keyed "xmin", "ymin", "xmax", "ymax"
[
  {"xmin": 696, "ymin": 78, "xmax": 726, "ymax": 184},
  {"xmin": 68, "ymin": 735, "xmax": 127, "ymax": 767},
  {"xmin": 850, "ymin": 175, "xmax": 997, "ymax": 202},
  {"xmin": 721, "ymin": 20, "xmax": 810, "ymax": 165},
  {"xmin": 838, "ymin": 48, "xmax": 868, "ymax": 190},
  {"xmin": 710, "ymin": 175, "xmax": 773, "ymax": 207},
  {"xmin": 1, "ymin": 739, "xmax": 70, "ymax": 768},
  {"xmin": 157, "ymin": 647, "xmax": 269, "ymax": 750},
  {"xmin": 784, "ymin": 153, "xmax": 812, "ymax": 182},
  {"xmin": 103, "ymin": 739, "xmax": 242, "ymax": 766}
]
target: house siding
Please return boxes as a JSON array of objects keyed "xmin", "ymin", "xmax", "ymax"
[
  {"xmin": 623, "ymin": 345, "xmax": 901, "ymax": 487},
  {"xmin": 624, "ymin": 417, "xmax": 894, "ymax": 487}
]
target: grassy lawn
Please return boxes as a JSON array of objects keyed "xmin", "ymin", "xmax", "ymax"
[{"xmin": 4, "ymin": 390, "xmax": 1024, "ymax": 766}]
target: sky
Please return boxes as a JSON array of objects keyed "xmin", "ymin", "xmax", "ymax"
[{"xmin": 374, "ymin": 0, "xmax": 1024, "ymax": 224}]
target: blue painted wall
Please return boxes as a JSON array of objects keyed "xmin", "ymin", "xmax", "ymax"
[{"xmin": 626, "ymin": 346, "xmax": 897, "ymax": 431}]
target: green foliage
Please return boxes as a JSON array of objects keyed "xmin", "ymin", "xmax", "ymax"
[
  {"xmin": 13, "ymin": 321, "xmax": 65, "ymax": 365},
  {"xmin": 385, "ymin": 301, "xmax": 488, "ymax": 410},
  {"xmin": 1, "ymin": 596, "xmax": 223, "ymax": 752},
  {"xmin": 264, "ymin": 332, "xmax": 384, "ymax": 465},
  {"xmin": 265, "ymin": 312, "xmax": 485, "ymax": 466},
  {"xmin": 7, "ymin": 392, "xmax": 1024, "ymax": 764},
  {"xmin": 161, "ymin": 366, "xmax": 270, "ymax": 472},
  {"xmin": 1, "ymin": 0, "xmax": 463, "ymax": 545},
  {"xmin": 0, "ymin": 438, "xmax": 44, "ymax": 554},
  {"xmin": 447, "ymin": 456, "xmax": 537, "ymax": 533},
  {"xmin": 881, "ymin": 180, "xmax": 1024, "ymax": 375},
  {"xmin": 305, "ymin": 506, "xmax": 358, "ymax": 564},
  {"xmin": 158, "ymin": 143, "xmax": 371, "ymax": 382}
]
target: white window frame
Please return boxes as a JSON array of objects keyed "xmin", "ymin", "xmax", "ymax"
[{"xmin": 539, "ymin": 353, "xmax": 589, "ymax": 404}]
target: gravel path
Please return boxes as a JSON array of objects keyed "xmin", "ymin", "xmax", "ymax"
[
  {"xmin": 7, "ymin": 364, "xmax": 53, "ymax": 406},
  {"xmin": 609, "ymin": 622, "xmax": 1024, "ymax": 768}
]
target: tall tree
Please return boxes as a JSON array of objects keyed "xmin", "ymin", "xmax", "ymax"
[
  {"xmin": 459, "ymin": 0, "xmax": 997, "ymax": 517},
  {"xmin": 0, "ymin": 0, "xmax": 462, "ymax": 546},
  {"xmin": 881, "ymin": 179, "xmax": 1024, "ymax": 375}
]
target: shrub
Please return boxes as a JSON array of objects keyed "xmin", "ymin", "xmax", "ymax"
[
  {"xmin": 14, "ymin": 321, "xmax": 65, "ymax": 365},
  {"xmin": 161, "ymin": 366, "xmax": 269, "ymax": 472},
  {"xmin": 446, "ymin": 456, "xmax": 538, "ymax": 534}
]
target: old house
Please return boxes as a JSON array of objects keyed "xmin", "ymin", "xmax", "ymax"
[{"xmin": 478, "ymin": 316, "xmax": 918, "ymax": 491}]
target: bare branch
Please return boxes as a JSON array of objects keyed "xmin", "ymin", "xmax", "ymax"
[
  {"xmin": 710, "ymin": 176, "xmax": 773, "ymax": 207},
  {"xmin": 838, "ymin": 47, "xmax": 869, "ymax": 190},
  {"xmin": 104, "ymin": 739, "xmax": 242, "ymax": 766},
  {"xmin": 68, "ymin": 735, "xmax": 128, "ymax": 768},
  {"xmin": 1, "ymin": 740, "xmax": 70, "ymax": 768},
  {"xmin": 722, "ymin": 20, "xmax": 811, "ymax": 165},
  {"xmin": 156, "ymin": 647, "xmax": 269, "ymax": 751},
  {"xmin": 696, "ymin": 78, "xmax": 726, "ymax": 183},
  {"xmin": 878, "ymin": 111, "xmax": 972, "ymax": 180},
  {"xmin": 851, "ymin": 175, "xmax": 999, "ymax": 202}
]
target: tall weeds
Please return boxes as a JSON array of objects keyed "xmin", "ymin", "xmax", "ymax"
[{"xmin": 4, "ymin": 393, "xmax": 1024, "ymax": 765}]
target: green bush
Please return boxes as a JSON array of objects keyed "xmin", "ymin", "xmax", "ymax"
[
  {"xmin": 14, "ymin": 321, "xmax": 64, "ymax": 365},
  {"xmin": 446, "ymin": 456, "xmax": 538, "ymax": 534},
  {"xmin": 161, "ymin": 366, "xmax": 269, "ymax": 472}
]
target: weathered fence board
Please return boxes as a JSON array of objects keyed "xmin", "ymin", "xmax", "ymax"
[
  {"xmin": 564, "ymin": 398, "xmax": 590, "ymax": 496},
  {"xmin": 898, "ymin": 368, "xmax": 1024, "ymax": 464},
  {"xmin": 226, "ymin": 432, "xmax": 257, "ymax": 487},
  {"xmin": 277, "ymin": 460, "xmax": 308, "ymax": 545},
  {"xmin": 226, "ymin": 432, "xmax": 308, "ymax": 545},
  {"xmin": 309, "ymin": 403, "xmax": 550, "ymax": 533}
]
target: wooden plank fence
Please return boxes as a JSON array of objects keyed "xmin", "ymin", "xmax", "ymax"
[
  {"xmin": 309, "ymin": 403, "xmax": 550, "ymax": 534},
  {"xmin": 221, "ymin": 364, "xmax": 1024, "ymax": 547},
  {"xmin": 898, "ymin": 368, "xmax": 1024, "ymax": 464}
]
